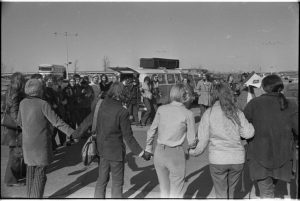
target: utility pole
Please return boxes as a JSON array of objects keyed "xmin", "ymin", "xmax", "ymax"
[{"xmin": 53, "ymin": 32, "xmax": 78, "ymax": 79}]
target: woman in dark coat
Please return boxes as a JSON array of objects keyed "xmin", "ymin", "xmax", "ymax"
[
  {"xmin": 244, "ymin": 74, "xmax": 298, "ymax": 198},
  {"xmin": 2, "ymin": 72, "xmax": 26, "ymax": 186},
  {"xmin": 17, "ymin": 79, "xmax": 75, "ymax": 198},
  {"xmin": 99, "ymin": 74, "xmax": 111, "ymax": 99}
]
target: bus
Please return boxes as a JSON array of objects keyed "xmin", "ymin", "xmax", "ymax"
[
  {"xmin": 38, "ymin": 64, "xmax": 67, "ymax": 79},
  {"xmin": 109, "ymin": 67, "xmax": 200, "ymax": 105}
]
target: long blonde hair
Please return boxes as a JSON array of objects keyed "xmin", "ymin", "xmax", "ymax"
[{"xmin": 211, "ymin": 83, "xmax": 241, "ymax": 126}]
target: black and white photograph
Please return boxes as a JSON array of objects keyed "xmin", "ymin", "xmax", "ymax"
[{"xmin": 1, "ymin": 1, "xmax": 298, "ymax": 199}]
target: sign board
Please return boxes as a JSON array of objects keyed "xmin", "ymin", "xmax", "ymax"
[{"xmin": 244, "ymin": 72, "xmax": 263, "ymax": 88}]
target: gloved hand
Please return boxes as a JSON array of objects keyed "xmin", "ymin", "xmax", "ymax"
[{"xmin": 141, "ymin": 151, "xmax": 153, "ymax": 161}]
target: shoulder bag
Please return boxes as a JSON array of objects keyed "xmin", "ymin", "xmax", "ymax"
[{"xmin": 81, "ymin": 98, "xmax": 103, "ymax": 166}]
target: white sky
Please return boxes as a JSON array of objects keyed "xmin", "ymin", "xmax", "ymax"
[{"xmin": 1, "ymin": 2, "xmax": 299, "ymax": 73}]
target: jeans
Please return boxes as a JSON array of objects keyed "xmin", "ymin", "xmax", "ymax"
[
  {"xmin": 141, "ymin": 98, "xmax": 153, "ymax": 125},
  {"xmin": 256, "ymin": 177, "xmax": 278, "ymax": 198},
  {"xmin": 154, "ymin": 144, "xmax": 186, "ymax": 198},
  {"xmin": 128, "ymin": 103, "xmax": 139, "ymax": 122},
  {"xmin": 94, "ymin": 157, "xmax": 124, "ymax": 198},
  {"xmin": 209, "ymin": 163, "xmax": 244, "ymax": 198}
]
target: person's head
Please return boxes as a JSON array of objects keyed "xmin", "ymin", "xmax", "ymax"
[
  {"xmin": 57, "ymin": 77, "xmax": 64, "ymax": 86},
  {"xmin": 83, "ymin": 76, "xmax": 89, "ymax": 83},
  {"xmin": 69, "ymin": 78, "xmax": 75, "ymax": 87},
  {"xmin": 262, "ymin": 74, "xmax": 288, "ymax": 110},
  {"xmin": 202, "ymin": 74, "xmax": 208, "ymax": 81},
  {"xmin": 144, "ymin": 76, "xmax": 151, "ymax": 84},
  {"xmin": 10, "ymin": 72, "xmax": 26, "ymax": 93},
  {"xmin": 101, "ymin": 74, "xmax": 108, "ymax": 83},
  {"xmin": 227, "ymin": 74, "xmax": 234, "ymax": 83},
  {"xmin": 92, "ymin": 74, "xmax": 99, "ymax": 84},
  {"xmin": 183, "ymin": 78, "xmax": 189, "ymax": 85},
  {"xmin": 262, "ymin": 74, "xmax": 284, "ymax": 93},
  {"xmin": 107, "ymin": 81, "xmax": 124, "ymax": 101},
  {"xmin": 240, "ymin": 73, "xmax": 248, "ymax": 82},
  {"xmin": 81, "ymin": 79, "xmax": 89, "ymax": 86},
  {"xmin": 73, "ymin": 74, "xmax": 81, "ymax": 85},
  {"xmin": 44, "ymin": 75, "xmax": 53, "ymax": 88},
  {"xmin": 212, "ymin": 83, "xmax": 241, "ymax": 126},
  {"xmin": 152, "ymin": 74, "xmax": 158, "ymax": 82},
  {"xmin": 170, "ymin": 83, "xmax": 191, "ymax": 104},
  {"xmin": 31, "ymin": 73, "xmax": 43, "ymax": 83},
  {"xmin": 111, "ymin": 75, "xmax": 118, "ymax": 83},
  {"xmin": 24, "ymin": 79, "xmax": 44, "ymax": 98}
]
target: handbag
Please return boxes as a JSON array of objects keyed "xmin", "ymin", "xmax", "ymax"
[{"xmin": 81, "ymin": 98, "xmax": 103, "ymax": 166}]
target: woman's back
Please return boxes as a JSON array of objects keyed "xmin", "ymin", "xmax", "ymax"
[
  {"xmin": 244, "ymin": 93, "xmax": 298, "ymax": 168},
  {"xmin": 201, "ymin": 101, "xmax": 254, "ymax": 164}
]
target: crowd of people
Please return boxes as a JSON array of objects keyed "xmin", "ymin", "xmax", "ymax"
[{"xmin": 1, "ymin": 71, "xmax": 298, "ymax": 198}]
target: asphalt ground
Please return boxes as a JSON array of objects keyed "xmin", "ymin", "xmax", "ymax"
[{"xmin": 1, "ymin": 107, "xmax": 298, "ymax": 199}]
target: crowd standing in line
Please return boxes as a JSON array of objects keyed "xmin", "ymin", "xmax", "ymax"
[{"xmin": 1, "ymin": 70, "xmax": 298, "ymax": 199}]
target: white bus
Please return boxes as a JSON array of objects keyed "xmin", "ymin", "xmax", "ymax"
[{"xmin": 38, "ymin": 64, "xmax": 67, "ymax": 79}]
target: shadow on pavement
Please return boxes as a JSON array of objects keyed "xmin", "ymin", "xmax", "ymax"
[
  {"xmin": 184, "ymin": 165, "xmax": 213, "ymax": 198},
  {"xmin": 123, "ymin": 152, "xmax": 159, "ymax": 198},
  {"xmin": 46, "ymin": 139, "xmax": 86, "ymax": 174},
  {"xmin": 48, "ymin": 166, "xmax": 98, "ymax": 198}
]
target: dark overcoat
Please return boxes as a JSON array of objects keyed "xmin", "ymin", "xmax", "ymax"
[
  {"xmin": 73, "ymin": 97, "xmax": 143, "ymax": 161},
  {"xmin": 244, "ymin": 93, "xmax": 298, "ymax": 182}
]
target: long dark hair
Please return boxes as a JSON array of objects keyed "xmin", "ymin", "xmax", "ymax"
[
  {"xmin": 9, "ymin": 72, "xmax": 25, "ymax": 94},
  {"xmin": 100, "ymin": 74, "xmax": 109, "ymax": 84},
  {"xmin": 144, "ymin": 76, "xmax": 151, "ymax": 87},
  {"xmin": 211, "ymin": 83, "xmax": 241, "ymax": 126},
  {"xmin": 262, "ymin": 74, "xmax": 288, "ymax": 110}
]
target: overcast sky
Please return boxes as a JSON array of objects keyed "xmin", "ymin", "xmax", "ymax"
[{"xmin": 1, "ymin": 2, "xmax": 299, "ymax": 73}]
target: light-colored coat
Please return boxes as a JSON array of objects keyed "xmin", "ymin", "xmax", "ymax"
[
  {"xmin": 196, "ymin": 80, "xmax": 213, "ymax": 106},
  {"xmin": 17, "ymin": 97, "xmax": 74, "ymax": 166},
  {"xmin": 190, "ymin": 101, "xmax": 254, "ymax": 164}
]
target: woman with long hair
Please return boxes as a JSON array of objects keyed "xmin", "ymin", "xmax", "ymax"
[
  {"xmin": 99, "ymin": 74, "xmax": 111, "ymax": 99},
  {"xmin": 145, "ymin": 83, "xmax": 197, "ymax": 198},
  {"xmin": 140, "ymin": 76, "xmax": 154, "ymax": 126},
  {"xmin": 243, "ymin": 75, "xmax": 298, "ymax": 198},
  {"xmin": 2, "ymin": 72, "xmax": 27, "ymax": 187},
  {"xmin": 190, "ymin": 83, "xmax": 254, "ymax": 198}
]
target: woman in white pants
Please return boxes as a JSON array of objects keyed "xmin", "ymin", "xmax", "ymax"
[{"xmin": 145, "ymin": 83, "xmax": 197, "ymax": 198}]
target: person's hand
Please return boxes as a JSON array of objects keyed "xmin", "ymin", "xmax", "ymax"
[
  {"xmin": 71, "ymin": 130, "xmax": 80, "ymax": 139},
  {"xmin": 188, "ymin": 138, "xmax": 199, "ymax": 150},
  {"xmin": 141, "ymin": 151, "xmax": 153, "ymax": 161},
  {"xmin": 188, "ymin": 148, "xmax": 198, "ymax": 157}
]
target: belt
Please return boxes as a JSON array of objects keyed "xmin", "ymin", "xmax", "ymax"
[{"xmin": 158, "ymin": 143, "xmax": 183, "ymax": 150}]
